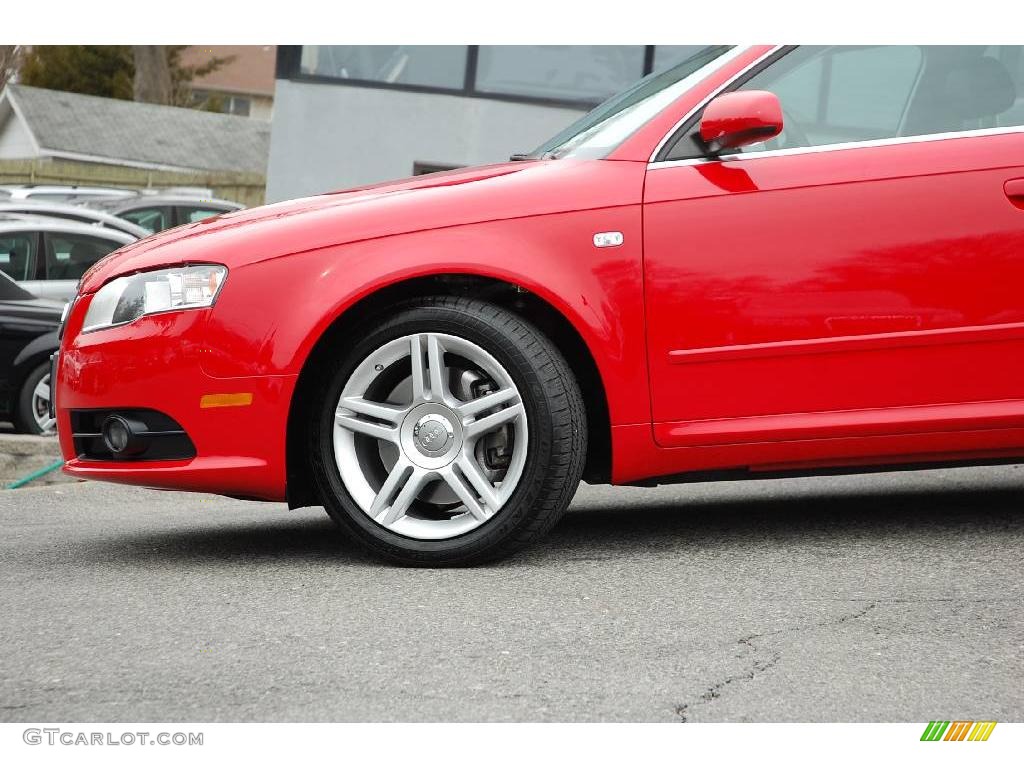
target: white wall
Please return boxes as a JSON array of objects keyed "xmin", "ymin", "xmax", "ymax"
[
  {"xmin": 266, "ymin": 79, "xmax": 587, "ymax": 203},
  {"xmin": 0, "ymin": 114, "xmax": 37, "ymax": 159}
]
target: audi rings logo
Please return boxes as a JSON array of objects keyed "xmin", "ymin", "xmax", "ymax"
[{"xmin": 420, "ymin": 423, "xmax": 445, "ymax": 446}]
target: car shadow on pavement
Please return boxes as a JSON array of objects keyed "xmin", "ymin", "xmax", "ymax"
[
  {"xmin": 84, "ymin": 480, "xmax": 1024, "ymax": 568},
  {"xmin": 530, "ymin": 485, "xmax": 1024, "ymax": 562},
  {"xmin": 106, "ymin": 516, "xmax": 377, "ymax": 564}
]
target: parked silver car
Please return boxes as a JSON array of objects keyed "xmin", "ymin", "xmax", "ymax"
[
  {"xmin": 0, "ymin": 201, "xmax": 150, "ymax": 239},
  {"xmin": 0, "ymin": 214, "xmax": 135, "ymax": 301},
  {"xmin": 87, "ymin": 194, "xmax": 244, "ymax": 233}
]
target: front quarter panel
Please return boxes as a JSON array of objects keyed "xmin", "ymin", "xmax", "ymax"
[
  {"xmin": 58, "ymin": 158, "xmax": 649, "ymax": 500},
  {"xmin": 200, "ymin": 178, "xmax": 650, "ymax": 427}
]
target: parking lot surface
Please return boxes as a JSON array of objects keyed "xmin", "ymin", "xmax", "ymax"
[{"xmin": 1, "ymin": 466, "xmax": 1022, "ymax": 722}]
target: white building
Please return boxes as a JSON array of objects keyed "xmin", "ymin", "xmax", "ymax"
[{"xmin": 266, "ymin": 45, "xmax": 705, "ymax": 202}]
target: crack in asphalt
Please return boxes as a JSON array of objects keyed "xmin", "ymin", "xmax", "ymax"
[{"xmin": 673, "ymin": 601, "xmax": 878, "ymax": 723}]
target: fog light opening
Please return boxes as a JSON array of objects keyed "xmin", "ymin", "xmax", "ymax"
[{"xmin": 101, "ymin": 415, "xmax": 149, "ymax": 457}]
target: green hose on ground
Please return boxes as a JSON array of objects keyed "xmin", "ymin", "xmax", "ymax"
[{"xmin": 5, "ymin": 459, "xmax": 65, "ymax": 490}]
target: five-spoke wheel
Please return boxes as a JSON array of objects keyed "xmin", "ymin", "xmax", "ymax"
[
  {"xmin": 311, "ymin": 296, "xmax": 587, "ymax": 566},
  {"xmin": 333, "ymin": 331, "xmax": 528, "ymax": 539}
]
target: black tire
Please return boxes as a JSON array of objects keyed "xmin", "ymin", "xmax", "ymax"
[
  {"xmin": 309, "ymin": 296, "xmax": 587, "ymax": 566},
  {"xmin": 14, "ymin": 362, "xmax": 52, "ymax": 436}
]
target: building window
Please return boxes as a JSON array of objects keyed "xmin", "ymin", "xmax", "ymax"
[
  {"xmin": 475, "ymin": 46, "xmax": 645, "ymax": 102},
  {"xmin": 279, "ymin": 46, "xmax": 720, "ymax": 108},
  {"xmin": 227, "ymin": 97, "xmax": 251, "ymax": 117},
  {"xmin": 192, "ymin": 90, "xmax": 252, "ymax": 117},
  {"xmin": 299, "ymin": 46, "xmax": 468, "ymax": 90}
]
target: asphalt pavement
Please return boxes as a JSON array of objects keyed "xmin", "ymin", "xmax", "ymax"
[{"xmin": 1, "ymin": 466, "xmax": 1022, "ymax": 722}]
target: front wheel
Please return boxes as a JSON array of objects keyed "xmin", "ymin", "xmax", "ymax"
[{"xmin": 309, "ymin": 296, "xmax": 587, "ymax": 566}]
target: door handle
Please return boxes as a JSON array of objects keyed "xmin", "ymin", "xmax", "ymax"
[{"xmin": 1005, "ymin": 178, "xmax": 1024, "ymax": 199}]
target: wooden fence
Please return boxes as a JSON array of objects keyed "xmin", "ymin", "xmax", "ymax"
[{"xmin": 0, "ymin": 158, "xmax": 266, "ymax": 207}]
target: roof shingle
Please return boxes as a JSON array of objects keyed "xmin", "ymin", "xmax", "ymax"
[{"xmin": 5, "ymin": 84, "xmax": 269, "ymax": 174}]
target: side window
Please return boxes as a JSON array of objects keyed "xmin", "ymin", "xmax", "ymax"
[
  {"xmin": 43, "ymin": 233, "xmax": 121, "ymax": 280},
  {"xmin": 119, "ymin": 206, "xmax": 170, "ymax": 234},
  {"xmin": 0, "ymin": 232, "xmax": 36, "ymax": 281},
  {"xmin": 731, "ymin": 46, "xmax": 1023, "ymax": 155},
  {"xmin": 178, "ymin": 206, "xmax": 225, "ymax": 224},
  {"xmin": 738, "ymin": 46, "xmax": 924, "ymax": 152}
]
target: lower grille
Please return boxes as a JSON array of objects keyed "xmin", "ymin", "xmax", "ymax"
[{"xmin": 71, "ymin": 409, "xmax": 196, "ymax": 461}]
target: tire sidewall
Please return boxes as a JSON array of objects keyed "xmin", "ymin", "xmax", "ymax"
[{"xmin": 15, "ymin": 362, "xmax": 50, "ymax": 436}]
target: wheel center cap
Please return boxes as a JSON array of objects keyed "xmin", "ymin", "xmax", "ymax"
[{"xmin": 412, "ymin": 413, "xmax": 454, "ymax": 457}]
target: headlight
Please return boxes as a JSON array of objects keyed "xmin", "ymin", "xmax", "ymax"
[{"xmin": 82, "ymin": 264, "xmax": 227, "ymax": 333}]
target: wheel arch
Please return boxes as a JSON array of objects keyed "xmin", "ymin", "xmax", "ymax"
[
  {"xmin": 9, "ymin": 331, "xmax": 58, "ymax": 409},
  {"xmin": 285, "ymin": 274, "xmax": 612, "ymax": 509}
]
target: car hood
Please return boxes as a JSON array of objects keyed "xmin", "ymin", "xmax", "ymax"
[{"xmin": 78, "ymin": 158, "xmax": 643, "ymax": 294}]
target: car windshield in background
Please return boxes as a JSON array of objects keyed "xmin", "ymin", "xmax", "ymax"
[
  {"xmin": 120, "ymin": 208, "xmax": 167, "ymax": 234},
  {"xmin": 530, "ymin": 45, "xmax": 736, "ymax": 160}
]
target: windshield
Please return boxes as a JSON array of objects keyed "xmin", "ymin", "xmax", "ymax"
[{"xmin": 530, "ymin": 45, "xmax": 736, "ymax": 160}]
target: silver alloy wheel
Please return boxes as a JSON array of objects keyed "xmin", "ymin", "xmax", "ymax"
[
  {"xmin": 332, "ymin": 332, "xmax": 528, "ymax": 540},
  {"xmin": 32, "ymin": 373, "xmax": 56, "ymax": 434}
]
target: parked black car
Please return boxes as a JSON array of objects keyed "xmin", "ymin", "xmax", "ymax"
[{"xmin": 0, "ymin": 271, "xmax": 61, "ymax": 434}]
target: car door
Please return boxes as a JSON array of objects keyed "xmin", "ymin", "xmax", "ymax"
[{"xmin": 644, "ymin": 45, "xmax": 1024, "ymax": 450}]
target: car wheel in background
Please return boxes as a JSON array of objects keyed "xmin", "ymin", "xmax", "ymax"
[
  {"xmin": 15, "ymin": 363, "xmax": 56, "ymax": 435},
  {"xmin": 310, "ymin": 296, "xmax": 587, "ymax": 566}
]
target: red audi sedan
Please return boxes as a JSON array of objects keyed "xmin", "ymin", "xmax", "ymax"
[{"xmin": 55, "ymin": 45, "xmax": 1024, "ymax": 564}]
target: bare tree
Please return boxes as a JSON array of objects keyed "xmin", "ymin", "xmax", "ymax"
[
  {"xmin": 132, "ymin": 45, "xmax": 172, "ymax": 104},
  {"xmin": 0, "ymin": 46, "xmax": 22, "ymax": 91}
]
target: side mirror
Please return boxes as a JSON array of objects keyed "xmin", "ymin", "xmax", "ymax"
[{"xmin": 699, "ymin": 90, "xmax": 783, "ymax": 155}]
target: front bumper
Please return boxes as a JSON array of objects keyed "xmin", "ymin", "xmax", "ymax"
[{"xmin": 56, "ymin": 294, "xmax": 295, "ymax": 501}]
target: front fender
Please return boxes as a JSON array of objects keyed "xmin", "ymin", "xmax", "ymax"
[{"xmin": 201, "ymin": 207, "xmax": 650, "ymax": 427}]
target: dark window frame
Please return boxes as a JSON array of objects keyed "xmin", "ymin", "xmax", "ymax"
[
  {"xmin": 32, "ymin": 231, "xmax": 43, "ymax": 280},
  {"xmin": 276, "ymin": 45, "xmax": 664, "ymax": 111}
]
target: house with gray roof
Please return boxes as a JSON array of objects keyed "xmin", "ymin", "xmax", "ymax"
[{"xmin": 0, "ymin": 85, "xmax": 270, "ymax": 174}]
